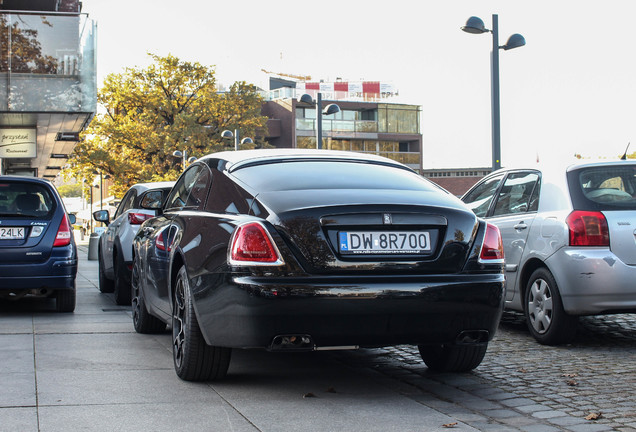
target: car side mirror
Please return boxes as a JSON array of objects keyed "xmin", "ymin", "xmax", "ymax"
[
  {"xmin": 93, "ymin": 209, "xmax": 110, "ymax": 225},
  {"xmin": 140, "ymin": 190, "xmax": 164, "ymax": 210}
]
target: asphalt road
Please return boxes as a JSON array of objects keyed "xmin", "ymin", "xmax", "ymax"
[{"xmin": 1, "ymin": 240, "xmax": 635, "ymax": 432}]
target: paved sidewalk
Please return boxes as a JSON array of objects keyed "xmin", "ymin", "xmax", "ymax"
[{"xmin": 1, "ymin": 233, "xmax": 635, "ymax": 431}]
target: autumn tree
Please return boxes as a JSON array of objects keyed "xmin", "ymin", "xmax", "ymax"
[{"xmin": 64, "ymin": 54, "xmax": 268, "ymax": 196}]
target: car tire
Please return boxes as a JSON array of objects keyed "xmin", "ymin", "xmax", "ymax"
[
  {"xmin": 131, "ymin": 255, "xmax": 166, "ymax": 334},
  {"xmin": 113, "ymin": 250, "xmax": 132, "ymax": 306},
  {"xmin": 172, "ymin": 265, "xmax": 231, "ymax": 381},
  {"xmin": 525, "ymin": 267, "xmax": 578, "ymax": 345},
  {"xmin": 56, "ymin": 286, "xmax": 76, "ymax": 313},
  {"xmin": 98, "ymin": 246, "xmax": 115, "ymax": 294},
  {"xmin": 418, "ymin": 343, "xmax": 488, "ymax": 372}
]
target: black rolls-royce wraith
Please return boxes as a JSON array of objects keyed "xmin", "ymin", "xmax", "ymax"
[{"xmin": 132, "ymin": 149, "xmax": 505, "ymax": 381}]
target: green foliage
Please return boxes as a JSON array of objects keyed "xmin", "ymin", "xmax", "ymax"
[
  {"xmin": 56, "ymin": 183, "xmax": 83, "ymax": 198},
  {"xmin": 63, "ymin": 54, "xmax": 268, "ymax": 196}
]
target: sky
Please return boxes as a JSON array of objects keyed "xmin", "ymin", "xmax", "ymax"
[{"xmin": 80, "ymin": 0, "xmax": 636, "ymax": 169}]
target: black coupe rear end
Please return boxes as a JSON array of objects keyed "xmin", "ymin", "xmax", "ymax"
[{"xmin": 132, "ymin": 150, "xmax": 505, "ymax": 381}]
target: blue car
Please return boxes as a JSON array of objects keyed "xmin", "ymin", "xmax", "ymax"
[{"xmin": 0, "ymin": 176, "xmax": 77, "ymax": 312}]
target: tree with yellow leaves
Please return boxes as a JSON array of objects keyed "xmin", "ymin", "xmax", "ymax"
[{"xmin": 64, "ymin": 53, "xmax": 267, "ymax": 196}]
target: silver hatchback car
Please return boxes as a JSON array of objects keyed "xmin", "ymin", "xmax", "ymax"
[
  {"xmin": 462, "ymin": 160, "xmax": 636, "ymax": 345},
  {"xmin": 93, "ymin": 181, "xmax": 174, "ymax": 305}
]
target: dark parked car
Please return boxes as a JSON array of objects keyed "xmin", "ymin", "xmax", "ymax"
[
  {"xmin": 0, "ymin": 175, "xmax": 77, "ymax": 312},
  {"xmin": 93, "ymin": 181, "xmax": 174, "ymax": 305},
  {"xmin": 462, "ymin": 161, "xmax": 636, "ymax": 345},
  {"xmin": 132, "ymin": 150, "xmax": 505, "ymax": 381}
]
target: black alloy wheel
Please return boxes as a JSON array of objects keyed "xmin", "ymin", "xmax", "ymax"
[
  {"xmin": 418, "ymin": 343, "xmax": 488, "ymax": 372},
  {"xmin": 172, "ymin": 265, "xmax": 231, "ymax": 381},
  {"xmin": 131, "ymin": 255, "xmax": 165, "ymax": 334},
  {"xmin": 525, "ymin": 267, "xmax": 578, "ymax": 345}
]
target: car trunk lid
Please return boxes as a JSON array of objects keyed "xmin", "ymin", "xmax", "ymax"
[
  {"xmin": 604, "ymin": 211, "xmax": 636, "ymax": 265},
  {"xmin": 257, "ymin": 189, "xmax": 479, "ymax": 274}
]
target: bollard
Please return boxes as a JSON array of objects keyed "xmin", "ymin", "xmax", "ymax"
[{"xmin": 87, "ymin": 232, "xmax": 100, "ymax": 261}]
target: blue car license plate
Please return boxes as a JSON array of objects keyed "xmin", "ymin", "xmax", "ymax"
[
  {"xmin": 0, "ymin": 227, "xmax": 25, "ymax": 240},
  {"xmin": 339, "ymin": 231, "xmax": 431, "ymax": 255}
]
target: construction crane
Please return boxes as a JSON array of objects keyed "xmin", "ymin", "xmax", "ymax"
[{"xmin": 261, "ymin": 69, "xmax": 311, "ymax": 81}]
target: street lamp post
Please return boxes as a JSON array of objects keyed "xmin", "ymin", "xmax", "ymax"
[
  {"xmin": 221, "ymin": 129, "xmax": 254, "ymax": 151},
  {"xmin": 299, "ymin": 93, "xmax": 340, "ymax": 149},
  {"xmin": 172, "ymin": 150, "xmax": 197, "ymax": 171},
  {"xmin": 461, "ymin": 14, "xmax": 525, "ymax": 171}
]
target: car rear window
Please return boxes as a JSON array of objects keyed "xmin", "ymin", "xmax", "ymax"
[
  {"xmin": 0, "ymin": 181, "xmax": 56, "ymax": 218},
  {"xmin": 569, "ymin": 165, "xmax": 636, "ymax": 210},
  {"xmin": 231, "ymin": 160, "xmax": 441, "ymax": 193}
]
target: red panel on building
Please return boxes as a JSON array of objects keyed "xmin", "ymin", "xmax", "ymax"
[
  {"xmin": 334, "ymin": 82, "xmax": 349, "ymax": 92},
  {"xmin": 362, "ymin": 81, "xmax": 381, "ymax": 94},
  {"xmin": 305, "ymin": 82, "xmax": 320, "ymax": 90}
]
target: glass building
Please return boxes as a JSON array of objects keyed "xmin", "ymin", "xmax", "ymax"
[
  {"xmin": 0, "ymin": 0, "xmax": 96, "ymax": 178},
  {"xmin": 262, "ymin": 82, "xmax": 423, "ymax": 173}
]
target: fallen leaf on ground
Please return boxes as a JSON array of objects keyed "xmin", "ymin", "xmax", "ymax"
[
  {"xmin": 585, "ymin": 412, "xmax": 603, "ymax": 421},
  {"xmin": 562, "ymin": 373, "xmax": 578, "ymax": 378},
  {"xmin": 442, "ymin": 422, "xmax": 458, "ymax": 428},
  {"xmin": 303, "ymin": 392, "xmax": 316, "ymax": 398},
  {"xmin": 566, "ymin": 380, "xmax": 578, "ymax": 386}
]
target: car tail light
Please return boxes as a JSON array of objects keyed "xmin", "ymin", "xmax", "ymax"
[
  {"xmin": 53, "ymin": 215, "xmax": 72, "ymax": 247},
  {"xmin": 566, "ymin": 210, "xmax": 609, "ymax": 246},
  {"xmin": 129, "ymin": 212, "xmax": 153, "ymax": 225},
  {"xmin": 479, "ymin": 223, "xmax": 504, "ymax": 263},
  {"xmin": 229, "ymin": 222, "xmax": 283, "ymax": 265},
  {"xmin": 156, "ymin": 231, "xmax": 171, "ymax": 251}
]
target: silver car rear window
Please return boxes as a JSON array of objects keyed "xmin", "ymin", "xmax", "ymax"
[{"xmin": 573, "ymin": 165, "xmax": 636, "ymax": 210}]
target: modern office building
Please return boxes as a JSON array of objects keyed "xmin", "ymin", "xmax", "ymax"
[
  {"xmin": 261, "ymin": 78, "xmax": 423, "ymax": 173},
  {"xmin": 0, "ymin": 0, "xmax": 96, "ymax": 178}
]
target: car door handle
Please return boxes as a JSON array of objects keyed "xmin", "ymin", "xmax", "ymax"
[{"xmin": 514, "ymin": 222, "xmax": 528, "ymax": 231}]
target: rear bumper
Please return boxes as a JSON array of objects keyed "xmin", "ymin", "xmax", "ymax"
[
  {"xmin": 547, "ymin": 247, "xmax": 636, "ymax": 315},
  {"xmin": 0, "ymin": 257, "xmax": 77, "ymax": 291},
  {"xmin": 191, "ymin": 273, "xmax": 506, "ymax": 350}
]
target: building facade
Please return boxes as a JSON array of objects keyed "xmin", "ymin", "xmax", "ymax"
[
  {"xmin": 261, "ymin": 80, "xmax": 422, "ymax": 173},
  {"xmin": 0, "ymin": 0, "xmax": 96, "ymax": 178},
  {"xmin": 421, "ymin": 168, "xmax": 491, "ymax": 196}
]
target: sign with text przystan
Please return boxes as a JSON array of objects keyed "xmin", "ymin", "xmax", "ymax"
[{"xmin": 0, "ymin": 128, "xmax": 37, "ymax": 158}]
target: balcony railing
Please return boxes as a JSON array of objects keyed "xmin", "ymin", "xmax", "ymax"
[
  {"xmin": 296, "ymin": 119, "xmax": 378, "ymax": 133},
  {"xmin": 0, "ymin": 12, "xmax": 96, "ymax": 112}
]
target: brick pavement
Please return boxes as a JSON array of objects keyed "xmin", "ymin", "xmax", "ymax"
[{"xmin": 334, "ymin": 312, "xmax": 636, "ymax": 432}]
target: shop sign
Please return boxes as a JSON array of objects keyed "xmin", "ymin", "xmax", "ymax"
[{"xmin": 0, "ymin": 128, "xmax": 37, "ymax": 158}]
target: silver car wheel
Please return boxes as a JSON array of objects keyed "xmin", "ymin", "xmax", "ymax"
[{"xmin": 527, "ymin": 278, "xmax": 553, "ymax": 334}]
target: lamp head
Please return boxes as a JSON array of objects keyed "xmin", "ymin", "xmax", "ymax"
[
  {"xmin": 221, "ymin": 130, "xmax": 234, "ymax": 139},
  {"xmin": 461, "ymin": 16, "xmax": 488, "ymax": 34},
  {"xmin": 172, "ymin": 150, "xmax": 183, "ymax": 158},
  {"xmin": 502, "ymin": 33, "xmax": 526, "ymax": 50},
  {"xmin": 323, "ymin": 103, "xmax": 340, "ymax": 116},
  {"xmin": 299, "ymin": 93, "xmax": 314, "ymax": 104},
  {"xmin": 240, "ymin": 137, "xmax": 254, "ymax": 145}
]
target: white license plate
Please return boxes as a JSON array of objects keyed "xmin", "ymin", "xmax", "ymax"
[
  {"xmin": 339, "ymin": 231, "xmax": 431, "ymax": 255},
  {"xmin": 0, "ymin": 227, "xmax": 25, "ymax": 240}
]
